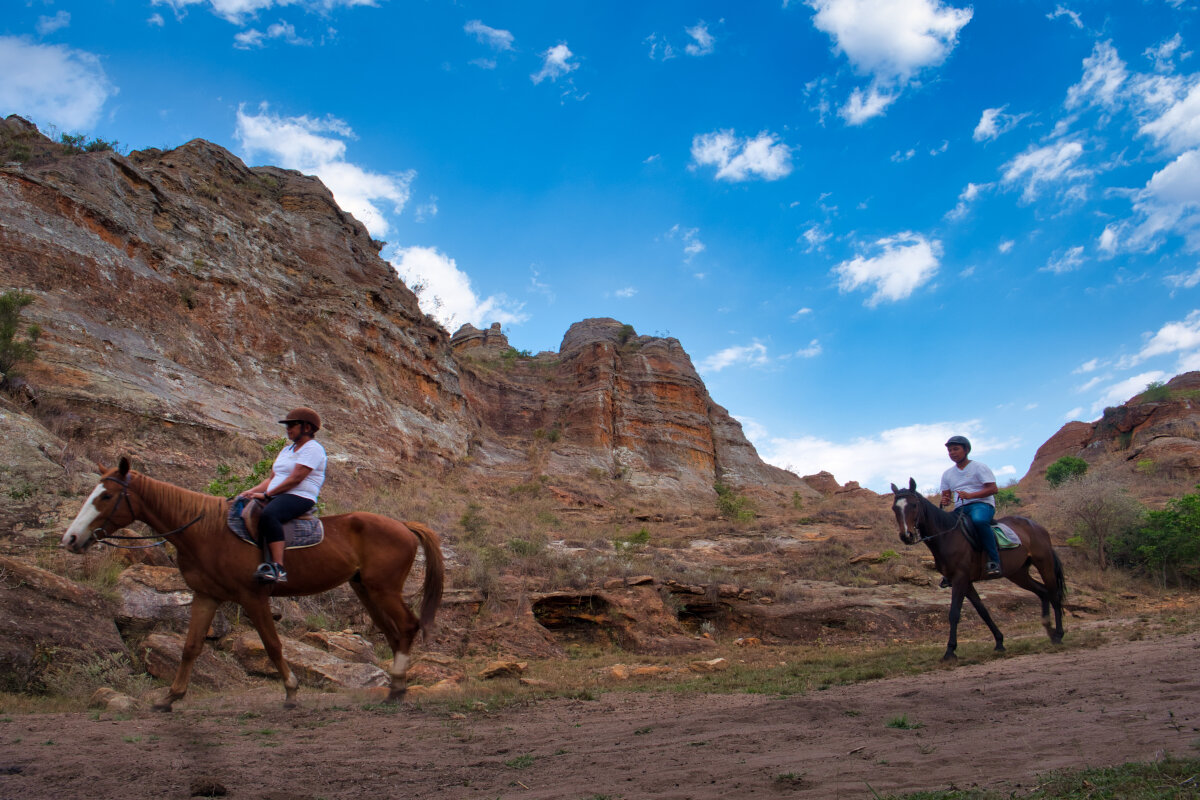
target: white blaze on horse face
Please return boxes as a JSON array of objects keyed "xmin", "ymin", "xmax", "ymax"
[
  {"xmin": 893, "ymin": 497, "xmax": 911, "ymax": 536},
  {"xmin": 61, "ymin": 483, "xmax": 106, "ymax": 552}
]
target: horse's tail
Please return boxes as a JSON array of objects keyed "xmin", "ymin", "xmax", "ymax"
[
  {"xmin": 405, "ymin": 521, "xmax": 445, "ymax": 637},
  {"xmin": 1051, "ymin": 547, "xmax": 1067, "ymax": 603}
]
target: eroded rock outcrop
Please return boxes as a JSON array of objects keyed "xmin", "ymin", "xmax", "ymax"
[
  {"xmin": 1027, "ymin": 371, "xmax": 1200, "ymax": 483},
  {"xmin": 453, "ymin": 317, "xmax": 808, "ymax": 496}
]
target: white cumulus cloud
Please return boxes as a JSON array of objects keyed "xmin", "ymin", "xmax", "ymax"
[
  {"xmin": 0, "ymin": 37, "xmax": 115, "ymax": 132},
  {"xmin": 464, "ymin": 20, "xmax": 514, "ymax": 51},
  {"xmin": 1001, "ymin": 140, "xmax": 1088, "ymax": 202},
  {"xmin": 531, "ymin": 43, "xmax": 578, "ymax": 84},
  {"xmin": 973, "ymin": 106, "xmax": 1027, "ymax": 142},
  {"xmin": 833, "ymin": 231, "xmax": 941, "ymax": 306},
  {"xmin": 690, "ymin": 129, "xmax": 793, "ymax": 181},
  {"xmin": 685, "ymin": 22, "xmax": 715, "ymax": 56},
  {"xmin": 753, "ymin": 420, "xmax": 999, "ymax": 493},
  {"xmin": 36, "ymin": 11, "xmax": 72, "ymax": 35},
  {"xmin": 699, "ymin": 342, "xmax": 769, "ymax": 373},
  {"xmin": 235, "ymin": 104, "xmax": 414, "ymax": 238},
  {"xmin": 390, "ymin": 245, "xmax": 527, "ymax": 331},
  {"xmin": 808, "ymin": 0, "xmax": 972, "ymax": 124},
  {"xmin": 1042, "ymin": 245, "xmax": 1086, "ymax": 273},
  {"xmin": 1066, "ymin": 41, "xmax": 1128, "ymax": 111}
]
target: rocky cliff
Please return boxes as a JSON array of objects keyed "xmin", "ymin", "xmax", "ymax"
[
  {"xmin": 0, "ymin": 115, "xmax": 800, "ymax": 502},
  {"xmin": 1026, "ymin": 371, "xmax": 1200, "ymax": 487}
]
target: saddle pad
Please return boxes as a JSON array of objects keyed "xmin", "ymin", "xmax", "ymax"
[
  {"xmin": 993, "ymin": 522, "xmax": 1021, "ymax": 549},
  {"xmin": 226, "ymin": 499, "xmax": 324, "ymax": 549}
]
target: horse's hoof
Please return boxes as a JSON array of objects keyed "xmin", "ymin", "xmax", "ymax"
[
  {"xmin": 151, "ymin": 703, "xmax": 173, "ymax": 713},
  {"xmin": 1051, "ymin": 635, "xmax": 1064, "ymax": 645},
  {"xmin": 385, "ymin": 689, "xmax": 408, "ymax": 704},
  {"xmin": 941, "ymin": 652, "xmax": 957, "ymax": 662},
  {"xmin": 283, "ymin": 700, "xmax": 298, "ymax": 710},
  {"xmin": 994, "ymin": 645, "xmax": 1007, "ymax": 653}
]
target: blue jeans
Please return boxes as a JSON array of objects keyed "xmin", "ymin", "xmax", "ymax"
[
  {"xmin": 260, "ymin": 493, "xmax": 315, "ymax": 545},
  {"xmin": 962, "ymin": 502, "xmax": 1000, "ymax": 564}
]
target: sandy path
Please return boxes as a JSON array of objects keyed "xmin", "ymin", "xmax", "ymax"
[{"xmin": 2, "ymin": 632, "xmax": 1198, "ymax": 800}]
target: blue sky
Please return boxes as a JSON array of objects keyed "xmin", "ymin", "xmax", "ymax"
[{"xmin": 5, "ymin": 0, "xmax": 1200, "ymax": 493}]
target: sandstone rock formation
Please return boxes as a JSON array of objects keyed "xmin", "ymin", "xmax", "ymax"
[
  {"xmin": 1026, "ymin": 371, "xmax": 1200, "ymax": 485},
  {"xmin": 0, "ymin": 114, "xmax": 800, "ymax": 503},
  {"xmin": 453, "ymin": 317, "xmax": 808, "ymax": 495}
]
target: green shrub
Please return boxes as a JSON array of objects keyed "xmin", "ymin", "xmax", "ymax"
[
  {"xmin": 715, "ymin": 482, "xmax": 754, "ymax": 522},
  {"xmin": 994, "ymin": 486, "xmax": 1021, "ymax": 511},
  {"xmin": 206, "ymin": 438, "xmax": 288, "ymax": 497},
  {"xmin": 1045, "ymin": 456, "xmax": 1088, "ymax": 488},
  {"xmin": 459, "ymin": 502, "xmax": 488, "ymax": 542},
  {"xmin": 613, "ymin": 527, "xmax": 651, "ymax": 550},
  {"xmin": 0, "ymin": 290, "xmax": 41, "ymax": 385},
  {"xmin": 1138, "ymin": 380, "xmax": 1171, "ymax": 403},
  {"xmin": 1111, "ymin": 489, "xmax": 1200, "ymax": 586}
]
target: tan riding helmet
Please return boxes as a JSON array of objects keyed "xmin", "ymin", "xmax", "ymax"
[{"xmin": 278, "ymin": 407, "xmax": 321, "ymax": 432}]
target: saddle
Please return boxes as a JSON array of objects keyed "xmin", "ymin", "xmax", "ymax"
[
  {"xmin": 961, "ymin": 519, "xmax": 1022, "ymax": 551},
  {"xmin": 227, "ymin": 498, "xmax": 324, "ymax": 549}
]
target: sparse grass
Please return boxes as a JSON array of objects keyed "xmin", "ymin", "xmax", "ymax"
[
  {"xmin": 882, "ymin": 755, "xmax": 1200, "ymax": 798},
  {"xmin": 885, "ymin": 714, "xmax": 923, "ymax": 729}
]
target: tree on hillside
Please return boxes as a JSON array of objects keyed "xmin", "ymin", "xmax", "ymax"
[
  {"xmin": 0, "ymin": 290, "xmax": 41, "ymax": 387},
  {"xmin": 1111, "ymin": 489, "xmax": 1200, "ymax": 587},
  {"xmin": 1054, "ymin": 473, "xmax": 1143, "ymax": 570},
  {"xmin": 1046, "ymin": 455, "xmax": 1088, "ymax": 488}
]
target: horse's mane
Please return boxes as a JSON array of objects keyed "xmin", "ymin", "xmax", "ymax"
[
  {"xmin": 131, "ymin": 471, "xmax": 227, "ymax": 529},
  {"xmin": 901, "ymin": 488, "xmax": 962, "ymax": 531}
]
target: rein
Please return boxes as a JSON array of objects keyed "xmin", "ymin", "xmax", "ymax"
[
  {"xmin": 902, "ymin": 492, "xmax": 970, "ymax": 544},
  {"xmin": 92, "ymin": 475, "xmax": 204, "ymax": 549}
]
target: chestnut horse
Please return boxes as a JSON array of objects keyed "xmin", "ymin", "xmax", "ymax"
[
  {"xmin": 890, "ymin": 478, "xmax": 1065, "ymax": 661},
  {"xmin": 61, "ymin": 458, "xmax": 444, "ymax": 711}
]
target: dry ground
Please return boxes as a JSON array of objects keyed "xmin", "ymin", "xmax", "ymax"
[{"xmin": 2, "ymin": 630, "xmax": 1198, "ymax": 800}]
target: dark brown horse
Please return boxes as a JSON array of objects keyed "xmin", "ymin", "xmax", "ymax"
[
  {"xmin": 890, "ymin": 478, "xmax": 1065, "ymax": 661},
  {"xmin": 61, "ymin": 458, "xmax": 444, "ymax": 711}
]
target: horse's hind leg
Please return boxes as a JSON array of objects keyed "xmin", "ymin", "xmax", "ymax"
[
  {"xmin": 350, "ymin": 581, "xmax": 420, "ymax": 703},
  {"xmin": 154, "ymin": 594, "xmax": 220, "ymax": 712},
  {"xmin": 1006, "ymin": 568, "xmax": 1057, "ymax": 642},
  {"xmin": 242, "ymin": 597, "xmax": 300, "ymax": 708}
]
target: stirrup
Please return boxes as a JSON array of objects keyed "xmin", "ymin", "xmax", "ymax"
[
  {"xmin": 985, "ymin": 560, "xmax": 1001, "ymax": 577},
  {"xmin": 255, "ymin": 562, "xmax": 286, "ymax": 583}
]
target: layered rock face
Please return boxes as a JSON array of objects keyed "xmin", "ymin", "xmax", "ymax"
[
  {"xmin": 454, "ymin": 318, "xmax": 804, "ymax": 494},
  {"xmin": 0, "ymin": 115, "xmax": 474, "ymax": 479},
  {"xmin": 0, "ymin": 117, "xmax": 800, "ymax": 498},
  {"xmin": 1027, "ymin": 372, "xmax": 1200, "ymax": 482}
]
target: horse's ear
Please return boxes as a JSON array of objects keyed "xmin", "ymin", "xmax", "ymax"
[
  {"xmin": 118, "ymin": 457, "xmax": 131, "ymax": 478},
  {"xmin": 908, "ymin": 477, "xmax": 917, "ymax": 492},
  {"xmin": 890, "ymin": 483, "xmax": 900, "ymax": 494}
]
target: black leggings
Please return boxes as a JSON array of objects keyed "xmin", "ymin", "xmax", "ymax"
[{"xmin": 260, "ymin": 494, "xmax": 315, "ymax": 545}]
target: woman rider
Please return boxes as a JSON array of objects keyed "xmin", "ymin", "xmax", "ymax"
[{"xmin": 239, "ymin": 407, "xmax": 327, "ymax": 583}]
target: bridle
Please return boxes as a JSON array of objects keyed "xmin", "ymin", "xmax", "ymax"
[
  {"xmin": 894, "ymin": 490, "xmax": 970, "ymax": 545},
  {"xmin": 90, "ymin": 474, "xmax": 203, "ymax": 549}
]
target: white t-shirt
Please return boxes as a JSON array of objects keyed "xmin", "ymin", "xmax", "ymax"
[
  {"xmin": 267, "ymin": 439, "xmax": 327, "ymax": 502},
  {"xmin": 940, "ymin": 460, "xmax": 996, "ymax": 508}
]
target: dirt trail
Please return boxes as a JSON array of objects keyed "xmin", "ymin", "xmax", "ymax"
[{"xmin": 2, "ymin": 632, "xmax": 1198, "ymax": 800}]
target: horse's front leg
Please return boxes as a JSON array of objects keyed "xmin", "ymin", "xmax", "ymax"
[
  {"xmin": 964, "ymin": 584, "xmax": 1005, "ymax": 653},
  {"xmin": 944, "ymin": 583, "xmax": 966, "ymax": 661},
  {"xmin": 153, "ymin": 593, "xmax": 220, "ymax": 712},
  {"xmin": 242, "ymin": 596, "xmax": 300, "ymax": 709}
]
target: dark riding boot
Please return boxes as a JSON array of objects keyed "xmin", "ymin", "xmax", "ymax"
[{"xmin": 939, "ymin": 575, "xmax": 951, "ymax": 589}]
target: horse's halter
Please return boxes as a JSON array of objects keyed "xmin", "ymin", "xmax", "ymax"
[
  {"xmin": 89, "ymin": 474, "xmax": 136, "ymax": 544},
  {"xmin": 90, "ymin": 473, "xmax": 203, "ymax": 549},
  {"xmin": 893, "ymin": 490, "xmax": 969, "ymax": 546}
]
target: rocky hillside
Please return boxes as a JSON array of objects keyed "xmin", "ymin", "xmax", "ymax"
[
  {"xmin": 0, "ymin": 114, "xmax": 802, "ymax": 503},
  {"xmin": 1023, "ymin": 371, "xmax": 1200, "ymax": 499}
]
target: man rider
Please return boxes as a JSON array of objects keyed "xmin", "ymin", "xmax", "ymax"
[{"xmin": 940, "ymin": 435, "xmax": 1002, "ymax": 578}]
